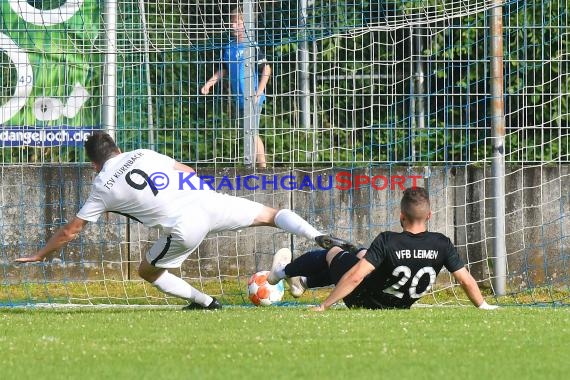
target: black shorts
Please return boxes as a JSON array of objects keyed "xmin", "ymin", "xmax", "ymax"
[
  {"xmin": 329, "ymin": 250, "xmax": 360, "ymax": 284},
  {"xmin": 329, "ymin": 250, "xmax": 367, "ymax": 308},
  {"xmin": 329, "ymin": 250, "xmax": 410, "ymax": 310}
]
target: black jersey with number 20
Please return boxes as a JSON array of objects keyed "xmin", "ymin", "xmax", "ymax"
[{"xmin": 354, "ymin": 231, "xmax": 465, "ymax": 309}]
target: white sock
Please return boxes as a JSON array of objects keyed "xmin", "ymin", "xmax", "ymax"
[
  {"xmin": 274, "ymin": 209, "xmax": 322, "ymax": 240},
  {"xmin": 152, "ymin": 271, "xmax": 213, "ymax": 306}
]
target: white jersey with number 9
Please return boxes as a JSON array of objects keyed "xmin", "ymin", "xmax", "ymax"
[{"xmin": 77, "ymin": 149, "xmax": 215, "ymax": 230}]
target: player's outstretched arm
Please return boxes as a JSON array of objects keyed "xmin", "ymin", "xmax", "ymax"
[
  {"xmin": 452, "ymin": 267, "xmax": 499, "ymax": 310},
  {"xmin": 312, "ymin": 258, "xmax": 375, "ymax": 312},
  {"xmin": 173, "ymin": 161, "xmax": 196, "ymax": 173},
  {"xmin": 14, "ymin": 217, "xmax": 88, "ymax": 263}
]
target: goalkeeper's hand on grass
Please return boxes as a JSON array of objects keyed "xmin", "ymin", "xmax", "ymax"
[
  {"xmin": 478, "ymin": 301, "xmax": 499, "ymax": 310},
  {"xmin": 14, "ymin": 254, "xmax": 44, "ymax": 263},
  {"xmin": 310, "ymin": 304, "xmax": 326, "ymax": 312}
]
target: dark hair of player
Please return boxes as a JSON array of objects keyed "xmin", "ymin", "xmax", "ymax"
[
  {"xmin": 400, "ymin": 187, "xmax": 430, "ymax": 222},
  {"xmin": 84, "ymin": 132, "xmax": 120, "ymax": 166}
]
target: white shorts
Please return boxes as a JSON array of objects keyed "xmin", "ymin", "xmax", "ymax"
[{"xmin": 146, "ymin": 193, "xmax": 264, "ymax": 268}]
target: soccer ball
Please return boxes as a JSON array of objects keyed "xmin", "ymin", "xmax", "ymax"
[{"xmin": 247, "ymin": 271, "xmax": 285, "ymax": 306}]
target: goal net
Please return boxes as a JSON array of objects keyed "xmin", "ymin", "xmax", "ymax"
[{"xmin": 1, "ymin": 0, "xmax": 568, "ymax": 307}]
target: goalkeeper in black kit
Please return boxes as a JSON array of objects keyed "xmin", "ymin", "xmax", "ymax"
[{"xmin": 267, "ymin": 187, "xmax": 499, "ymax": 311}]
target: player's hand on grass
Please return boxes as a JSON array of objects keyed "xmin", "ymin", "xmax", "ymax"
[
  {"xmin": 478, "ymin": 301, "xmax": 499, "ymax": 310},
  {"xmin": 14, "ymin": 254, "xmax": 44, "ymax": 263},
  {"xmin": 310, "ymin": 304, "xmax": 326, "ymax": 312}
]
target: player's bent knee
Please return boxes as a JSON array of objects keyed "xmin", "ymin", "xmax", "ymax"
[
  {"xmin": 252, "ymin": 206, "xmax": 278, "ymax": 226},
  {"xmin": 325, "ymin": 247, "xmax": 344, "ymax": 266},
  {"xmin": 138, "ymin": 259, "xmax": 165, "ymax": 283}
]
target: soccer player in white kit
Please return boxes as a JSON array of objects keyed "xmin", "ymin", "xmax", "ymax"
[{"xmin": 15, "ymin": 132, "xmax": 344, "ymax": 309}]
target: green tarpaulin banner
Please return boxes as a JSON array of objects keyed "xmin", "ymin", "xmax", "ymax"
[{"xmin": 0, "ymin": 0, "xmax": 100, "ymax": 146}]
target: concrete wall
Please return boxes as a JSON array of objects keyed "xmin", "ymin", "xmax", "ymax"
[{"xmin": 1, "ymin": 164, "xmax": 569, "ymax": 291}]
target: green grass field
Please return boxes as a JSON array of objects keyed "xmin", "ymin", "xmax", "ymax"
[{"xmin": 1, "ymin": 306, "xmax": 568, "ymax": 380}]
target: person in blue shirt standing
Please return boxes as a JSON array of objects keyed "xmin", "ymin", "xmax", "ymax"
[{"xmin": 201, "ymin": 7, "xmax": 271, "ymax": 168}]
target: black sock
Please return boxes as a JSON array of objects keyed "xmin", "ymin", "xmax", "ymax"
[{"xmin": 284, "ymin": 249, "xmax": 328, "ymax": 277}]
